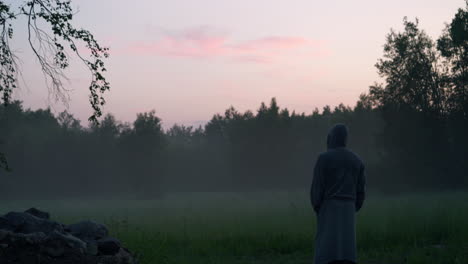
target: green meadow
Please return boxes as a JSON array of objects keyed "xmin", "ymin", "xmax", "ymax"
[{"xmin": 1, "ymin": 192, "xmax": 467, "ymax": 264}]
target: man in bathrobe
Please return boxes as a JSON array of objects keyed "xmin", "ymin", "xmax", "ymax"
[{"xmin": 310, "ymin": 124, "xmax": 366, "ymax": 264}]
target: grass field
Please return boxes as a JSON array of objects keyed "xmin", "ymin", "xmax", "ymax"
[{"xmin": 1, "ymin": 191, "xmax": 468, "ymax": 264}]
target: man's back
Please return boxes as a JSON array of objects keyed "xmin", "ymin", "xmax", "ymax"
[{"xmin": 318, "ymin": 148, "xmax": 365, "ymax": 204}]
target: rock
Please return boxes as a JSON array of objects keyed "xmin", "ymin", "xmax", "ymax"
[
  {"xmin": 23, "ymin": 232, "xmax": 47, "ymax": 244},
  {"xmin": 67, "ymin": 220, "xmax": 109, "ymax": 240},
  {"xmin": 40, "ymin": 231, "xmax": 86, "ymax": 258},
  {"xmin": 0, "ymin": 229, "xmax": 10, "ymax": 240},
  {"xmin": 97, "ymin": 237, "xmax": 121, "ymax": 255},
  {"xmin": 0, "ymin": 209, "xmax": 137, "ymax": 264},
  {"xmin": 0, "ymin": 216, "xmax": 14, "ymax": 231},
  {"xmin": 3, "ymin": 211, "xmax": 64, "ymax": 234},
  {"xmin": 25, "ymin": 207, "xmax": 50, "ymax": 219},
  {"xmin": 3, "ymin": 212, "xmax": 26, "ymax": 228},
  {"xmin": 85, "ymin": 239, "xmax": 99, "ymax": 256},
  {"xmin": 48, "ymin": 230, "xmax": 86, "ymax": 252},
  {"xmin": 2, "ymin": 231, "xmax": 47, "ymax": 245},
  {"xmin": 43, "ymin": 241, "xmax": 66, "ymax": 257},
  {"xmin": 115, "ymin": 247, "xmax": 136, "ymax": 264}
]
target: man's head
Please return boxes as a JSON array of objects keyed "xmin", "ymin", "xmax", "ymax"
[{"xmin": 327, "ymin": 123, "xmax": 348, "ymax": 149}]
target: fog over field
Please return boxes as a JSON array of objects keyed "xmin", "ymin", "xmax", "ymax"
[{"xmin": 1, "ymin": 192, "xmax": 467, "ymax": 264}]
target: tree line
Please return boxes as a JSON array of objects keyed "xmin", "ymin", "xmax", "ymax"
[{"xmin": 0, "ymin": 3, "xmax": 466, "ymax": 198}]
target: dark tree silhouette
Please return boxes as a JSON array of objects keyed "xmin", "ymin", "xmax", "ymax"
[
  {"xmin": 368, "ymin": 18, "xmax": 448, "ymax": 188},
  {"xmin": 438, "ymin": 1, "xmax": 468, "ymax": 116},
  {"xmin": 437, "ymin": 1, "xmax": 468, "ymax": 187},
  {"xmin": 371, "ymin": 18, "xmax": 444, "ymax": 114}
]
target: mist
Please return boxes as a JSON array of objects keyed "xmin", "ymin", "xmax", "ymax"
[{"xmin": 0, "ymin": 93, "xmax": 466, "ymax": 199}]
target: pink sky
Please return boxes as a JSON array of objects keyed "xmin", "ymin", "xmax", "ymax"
[
  {"xmin": 127, "ymin": 26, "xmax": 329, "ymax": 63},
  {"xmin": 10, "ymin": 0, "xmax": 465, "ymax": 128}
]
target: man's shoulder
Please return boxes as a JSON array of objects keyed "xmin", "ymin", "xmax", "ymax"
[
  {"xmin": 346, "ymin": 149, "xmax": 365, "ymax": 165},
  {"xmin": 321, "ymin": 148, "xmax": 364, "ymax": 164}
]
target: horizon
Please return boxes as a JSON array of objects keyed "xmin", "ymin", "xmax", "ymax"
[
  {"xmin": 8, "ymin": 0, "xmax": 464, "ymax": 128},
  {"xmin": 11, "ymin": 97, "xmax": 356, "ymax": 130}
]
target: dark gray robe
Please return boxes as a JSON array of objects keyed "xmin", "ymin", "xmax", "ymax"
[{"xmin": 310, "ymin": 124, "xmax": 366, "ymax": 264}]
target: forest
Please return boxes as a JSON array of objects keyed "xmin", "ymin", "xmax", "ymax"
[{"xmin": 0, "ymin": 6, "xmax": 467, "ymax": 199}]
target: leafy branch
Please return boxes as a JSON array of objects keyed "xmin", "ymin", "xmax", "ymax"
[{"xmin": 0, "ymin": 0, "xmax": 110, "ymax": 123}]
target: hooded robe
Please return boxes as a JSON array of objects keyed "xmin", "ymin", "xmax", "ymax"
[{"xmin": 310, "ymin": 124, "xmax": 366, "ymax": 264}]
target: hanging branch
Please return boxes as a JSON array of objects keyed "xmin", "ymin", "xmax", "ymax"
[
  {"xmin": 0, "ymin": 0, "xmax": 110, "ymax": 171},
  {"xmin": 0, "ymin": 0, "xmax": 110, "ymax": 123}
]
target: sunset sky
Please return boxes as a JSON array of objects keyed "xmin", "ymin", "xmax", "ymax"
[{"xmin": 11, "ymin": 0, "xmax": 464, "ymax": 128}]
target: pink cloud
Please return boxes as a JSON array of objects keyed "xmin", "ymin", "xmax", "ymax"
[
  {"xmin": 131, "ymin": 26, "xmax": 229, "ymax": 58},
  {"xmin": 232, "ymin": 55, "xmax": 273, "ymax": 64},
  {"xmin": 127, "ymin": 26, "xmax": 330, "ymax": 63},
  {"xmin": 234, "ymin": 36, "xmax": 310, "ymax": 51}
]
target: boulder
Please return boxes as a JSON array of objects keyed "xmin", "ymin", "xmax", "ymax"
[
  {"xmin": 3, "ymin": 211, "xmax": 64, "ymax": 234},
  {"xmin": 66, "ymin": 220, "xmax": 108, "ymax": 240},
  {"xmin": 0, "ymin": 216, "xmax": 14, "ymax": 231},
  {"xmin": 0, "ymin": 229, "xmax": 9, "ymax": 240},
  {"xmin": 85, "ymin": 239, "xmax": 99, "ymax": 256},
  {"xmin": 0, "ymin": 209, "xmax": 137, "ymax": 264},
  {"xmin": 97, "ymin": 237, "xmax": 121, "ymax": 255},
  {"xmin": 25, "ymin": 207, "xmax": 50, "ymax": 220},
  {"xmin": 48, "ymin": 230, "xmax": 86, "ymax": 252}
]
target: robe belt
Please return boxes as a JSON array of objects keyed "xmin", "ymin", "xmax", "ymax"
[{"xmin": 327, "ymin": 196, "xmax": 355, "ymax": 201}]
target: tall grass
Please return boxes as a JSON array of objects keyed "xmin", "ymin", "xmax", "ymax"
[{"xmin": 1, "ymin": 191, "xmax": 467, "ymax": 264}]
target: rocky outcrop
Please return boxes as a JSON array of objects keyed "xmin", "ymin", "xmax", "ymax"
[{"xmin": 0, "ymin": 208, "xmax": 137, "ymax": 264}]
